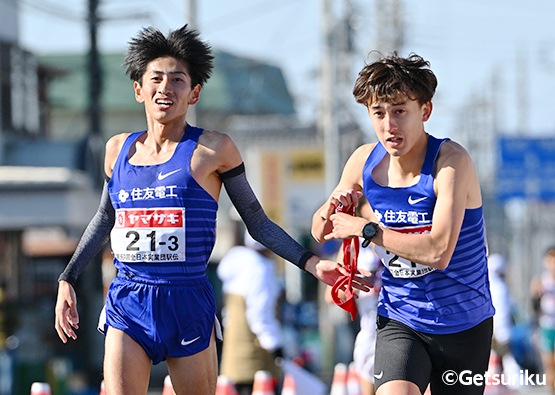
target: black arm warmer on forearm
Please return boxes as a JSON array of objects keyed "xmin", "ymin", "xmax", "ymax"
[
  {"xmin": 220, "ymin": 163, "xmax": 314, "ymax": 270},
  {"xmin": 58, "ymin": 181, "xmax": 115, "ymax": 285}
]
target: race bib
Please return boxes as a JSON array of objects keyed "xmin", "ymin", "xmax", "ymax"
[
  {"xmin": 111, "ymin": 207, "xmax": 185, "ymax": 263},
  {"xmin": 374, "ymin": 245, "xmax": 436, "ymax": 278}
]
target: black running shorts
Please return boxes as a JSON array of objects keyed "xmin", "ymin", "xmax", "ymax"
[{"xmin": 374, "ymin": 315, "xmax": 493, "ymax": 394}]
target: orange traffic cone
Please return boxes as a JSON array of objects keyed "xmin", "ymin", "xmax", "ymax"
[
  {"xmin": 487, "ymin": 351, "xmax": 503, "ymax": 376},
  {"xmin": 99, "ymin": 380, "xmax": 106, "ymax": 395},
  {"xmin": 162, "ymin": 375, "xmax": 175, "ymax": 395},
  {"xmin": 252, "ymin": 370, "xmax": 275, "ymax": 395},
  {"xmin": 330, "ymin": 363, "xmax": 348, "ymax": 395},
  {"xmin": 484, "ymin": 352, "xmax": 513, "ymax": 394},
  {"xmin": 347, "ymin": 362, "xmax": 362, "ymax": 395},
  {"xmin": 281, "ymin": 373, "xmax": 296, "ymax": 395},
  {"xmin": 215, "ymin": 375, "xmax": 238, "ymax": 395},
  {"xmin": 30, "ymin": 383, "xmax": 51, "ymax": 395}
]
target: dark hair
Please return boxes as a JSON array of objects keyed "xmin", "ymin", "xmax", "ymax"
[
  {"xmin": 123, "ymin": 25, "xmax": 214, "ymax": 87},
  {"xmin": 353, "ymin": 52, "xmax": 437, "ymax": 106}
]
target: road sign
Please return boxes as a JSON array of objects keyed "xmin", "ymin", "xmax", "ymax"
[{"xmin": 495, "ymin": 136, "xmax": 555, "ymax": 201}]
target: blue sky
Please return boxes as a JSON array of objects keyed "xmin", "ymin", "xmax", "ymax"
[{"xmin": 18, "ymin": 0, "xmax": 555, "ymax": 139}]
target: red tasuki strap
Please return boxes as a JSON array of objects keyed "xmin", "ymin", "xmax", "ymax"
[{"xmin": 330, "ymin": 204, "xmax": 359, "ymax": 320}]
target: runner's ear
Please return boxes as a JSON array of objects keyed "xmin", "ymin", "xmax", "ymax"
[{"xmin": 422, "ymin": 101, "xmax": 432, "ymax": 122}]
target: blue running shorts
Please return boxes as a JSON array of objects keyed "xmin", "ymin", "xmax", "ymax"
[{"xmin": 99, "ymin": 273, "xmax": 222, "ymax": 365}]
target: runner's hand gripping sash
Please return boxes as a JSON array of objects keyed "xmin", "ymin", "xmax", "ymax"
[{"xmin": 330, "ymin": 204, "xmax": 359, "ymax": 320}]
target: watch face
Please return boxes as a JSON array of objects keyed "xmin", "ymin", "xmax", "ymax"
[{"xmin": 364, "ymin": 223, "xmax": 377, "ymax": 239}]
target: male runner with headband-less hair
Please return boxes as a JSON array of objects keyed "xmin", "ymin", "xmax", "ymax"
[
  {"xmin": 312, "ymin": 52, "xmax": 495, "ymax": 395},
  {"xmin": 54, "ymin": 25, "xmax": 370, "ymax": 395}
]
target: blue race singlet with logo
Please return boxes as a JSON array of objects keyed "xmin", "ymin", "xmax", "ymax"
[
  {"xmin": 107, "ymin": 125, "xmax": 218, "ymax": 282},
  {"xmin": 362, "ymin": 134, "xmax": 494, "ymax": 334}
]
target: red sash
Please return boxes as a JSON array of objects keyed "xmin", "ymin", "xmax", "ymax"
[{"xmin": 330, "ymin": 204, "xmax": 359, "ymax": 320}]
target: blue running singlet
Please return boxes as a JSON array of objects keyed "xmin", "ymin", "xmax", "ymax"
[
  {"xmin": 362, "ymin": 134, "xmax": 495, "ymax": 334},
  {"xmin": 107, "ymin": 125, "xmax": 218, "ymax": 282}
]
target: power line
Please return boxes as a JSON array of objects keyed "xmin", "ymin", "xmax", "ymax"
[
  {"xmin": 19, "ymin": 0, "xmax": 85, "ymax": 21},
  {"xmin": 202, "ymin": 0, "xmax": 299, "ymax": 33},
  {"xmin": 19, "ymin": 0, "xmax": 150, "ymax": 24}
]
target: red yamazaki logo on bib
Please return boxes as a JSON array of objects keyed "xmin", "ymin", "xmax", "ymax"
[
  {"xmin": 111, "ymin": 207, "xmax": 186, "ymax": 263},
  {"xmin": 115, "ymin": 208, "xmax": 184, "ymax": 228}
]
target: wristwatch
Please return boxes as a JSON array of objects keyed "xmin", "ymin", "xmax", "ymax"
[{"xmin": 361, "ymin": 222, "xmax": 379, "ymax": 248}]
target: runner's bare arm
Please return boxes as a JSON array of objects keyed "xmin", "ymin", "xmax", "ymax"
[
  {"xmin": 191, "ymin": 130, "xmax": 243, "ymax": 201},
  {"xmin": 331, "ymin": 141, "xmax": 478, "ymax": 270},
  {"xmin": 105, "ymin": 133, "xmax": 130, "ymax": 178},
  {"xmin": 55, "ymin": 180, "xmax": 114, "ymax": 342},
  {"xmin": 55, "ymin": 280, "xmax": 79, "ymax": 343},
  {"xmin": 311, "ymin": 144, "xmax": 373, "ymax": 243}
]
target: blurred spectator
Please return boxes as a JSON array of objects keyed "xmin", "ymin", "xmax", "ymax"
[
  {"xmin": 325, "ymin": 200, "xmax": 383, "ymax": 395},
  {"xmin": 531, "ymin": 246, "xmax": 555, "ymax": 393},
  {"xmin": 326, "ymin": 244, "xmax": 381, "ymax": 395},
  {"xmin": 217, "ymin": 232, "xmax": 283, "ymax": 395},
  {"xmin": 488, "ymin": 254, "xmax": 521, "ymax": 388}
]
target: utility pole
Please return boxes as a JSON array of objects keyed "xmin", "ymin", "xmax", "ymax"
[
  {"xmin": 319, "ymin": 0, "xmax": 339, "ymax": 194},
  {"xmin": 516, "ymin": 46, "xmax": 529, "ymax": 135},
  {"xmin": 85, "ymin": 0, "xmax": 104, "ymax": 188},
  {"xmin": 82, "ymin": 2, "xmax": 106, "ymax": 381},
  {"xmin": 336, "ymin": 0, "xmax": 353, "ymax": 125},
  {"xmin": 375, "ymin": 0, "xmax": 404, "ymax": 54},
  {"xmin": 187, "ymin": 0, "xmax": 197, "ymax": 126},
  {"xmin": 188, "ymin": 0, "xmax": 197, "ymax": 29},
  {"xmin": 88, "ymin": 0, "xmax": 101, "ymax": 137},
  {"xmin": 391, "ymin": 0, "xmax": 405, "ymax": 52}
]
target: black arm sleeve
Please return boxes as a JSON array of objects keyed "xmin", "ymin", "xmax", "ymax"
[
  {"xmin": 220, "ymin": 163, "xmax": 315, "ymax": 270},
  {"xmin": 58, "ymin": 180, "xmax": 115, "ymax": 285}
]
